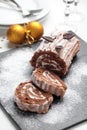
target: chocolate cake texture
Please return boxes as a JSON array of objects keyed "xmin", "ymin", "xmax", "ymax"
[
  {"xmin": 31, "ymin": 68, "xmax": 67, "ymax": 97},
  {"xmin": 14, "ymin": 81, "xmax": 53, "ymax": 113},
  {"xmin": 30, "ymin": 31, "xmax": 80, "ymax": 76}
]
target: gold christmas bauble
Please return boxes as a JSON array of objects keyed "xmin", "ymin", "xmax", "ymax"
[
  {"xmin": 25, "ymin": 21, "xmax": 44, "ymax": 41},
  {"xmin": 7, "ymin": 24, "xmax": 25, "ymax": 44}
]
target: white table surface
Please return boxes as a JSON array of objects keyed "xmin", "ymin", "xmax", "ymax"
[{"xmin": 0, "ymin": 0, "xmax": 87, "ymax": 130}]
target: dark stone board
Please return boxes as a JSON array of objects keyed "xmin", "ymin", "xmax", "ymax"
[{"xmin": 0, "ymin": 32, "xmax": 87, "ymax": 130}]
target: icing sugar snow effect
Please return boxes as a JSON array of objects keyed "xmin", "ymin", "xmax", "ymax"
[
  {"xmin": 0, "ymin": 47, "xmax": 86, "ymax": 127},
  {"xmin": 0, "ymin": 48, "xmax": 34, "ymax": 101},
  {"xmin": 36, "ymin": 89, "xmax": 82, "ymax": 124},
  {"xmin": 65, "ymin": 62, "xmax": 87, "ymax": 86},
  {"xmin": 36, "ymin": 61, "xmax": 87, "ymax": 124}
]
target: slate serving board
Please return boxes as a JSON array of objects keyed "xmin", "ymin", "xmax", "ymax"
[{"xmin": 0, "ymin": 33, "xmax": 87, "ymax": 130}]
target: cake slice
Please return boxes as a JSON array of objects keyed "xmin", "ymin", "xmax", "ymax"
[
  {"xmin": 31, "ymin": 68, "xmax": 67, "ymax": 97},
  {"xmin": 14, "ymin": 81, "xmax": 53, "ymax": 113}
]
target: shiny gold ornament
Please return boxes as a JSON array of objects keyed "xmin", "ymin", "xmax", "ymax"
[
  {"xmin": 7, "ymin": 24, "xmax": 25, "ymax": 44},
  {"xmin": 25, "ymin": 21, "xmax": 44, "ymax": 44}
]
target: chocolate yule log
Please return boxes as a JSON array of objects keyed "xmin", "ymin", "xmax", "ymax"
[
  {"xmin": 30, "ymin": 31, "xmax": 80, "ymax": 76},
  {"xmin": 31, "ymin": 68, "xmax": 67, "ymax": 97},
  {"xmin": 14, "ymin": 81, "xmax": 53, "ymax": 113}
]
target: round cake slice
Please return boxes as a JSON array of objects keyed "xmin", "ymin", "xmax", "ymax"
[
  {"xmin": 31, "ymin": 68, "xmax": 67, "ymax": 97},
  {"xmin": 14, "ymin": 81, "xmax": 53, "ymax": 113}
]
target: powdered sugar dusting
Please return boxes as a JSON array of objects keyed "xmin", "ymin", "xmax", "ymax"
[
  {"xmin": 65, "ymin": 62, "xmax": 87, "ymax": 86},
  {"xmin": 0, "ymin": 47, "xmax": 43, "ymax": 130},
  {"xmin": 0, "ymin": 46, "xmax": 87, "ymax": 130},
  {"xmin": 36, "ymin": 89, "xmax": 82, "ymax": 124},
  {"xmin": 0, "ymin": 47, "xmax": 34, "ymax": 102}
]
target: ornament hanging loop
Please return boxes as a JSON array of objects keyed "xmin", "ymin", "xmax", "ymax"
[{"xmin": 25, "ymin": 30, "xmax": 35, "ymax": 45}]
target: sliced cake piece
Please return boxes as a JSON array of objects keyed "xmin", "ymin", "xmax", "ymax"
[
  {"xmin": 14, "ymin": 81, "xmax": 53, "ymax": 113},
  {"xmin": 30, "ymin": 31, "xmax": 80, "ymax": 77},
  {"xmin": 31, "ymin": 68, "xmax": 67, "ymax": 97}
]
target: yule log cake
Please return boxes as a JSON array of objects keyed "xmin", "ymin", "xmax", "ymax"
[{"xmin": 30, "ymin": 31, "xmax": 80, "ymax": 77}]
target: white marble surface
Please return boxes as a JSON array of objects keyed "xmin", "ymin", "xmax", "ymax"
[{"xmin": 0, "ymin": 0, "xmax": 87, "ymax": 130}]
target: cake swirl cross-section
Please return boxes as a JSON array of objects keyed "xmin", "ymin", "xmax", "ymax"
[
  {"xmin": 14, "ymin": 81, "xmax": 53, "ymax": 113},
  {"xmin": 31, "ymin": 68, "xmax": 67, "ymax": 97},
  {"xmin": 30, "ymin": 31, "xmax": 80, "ymax": 77}
]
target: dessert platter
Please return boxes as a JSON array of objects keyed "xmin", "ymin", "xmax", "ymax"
[{"xmin": 0, "ymin": 28, "xmax": 87, "ymax": 130}]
